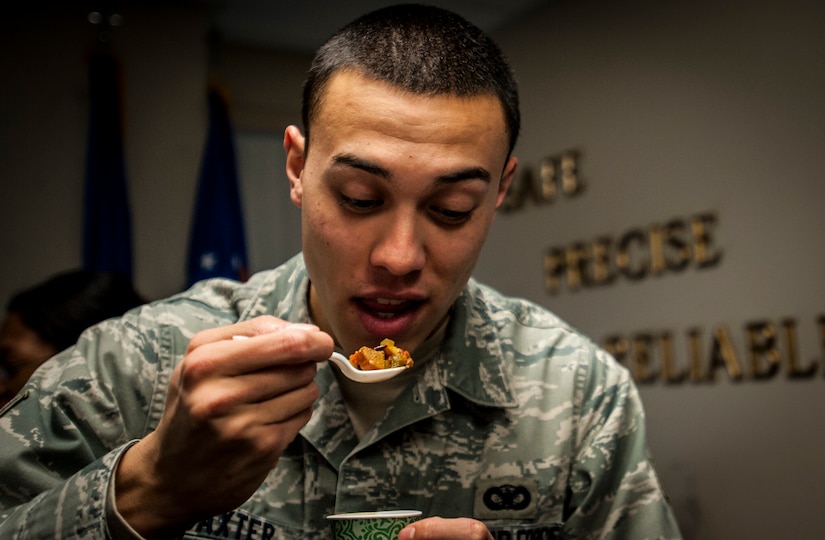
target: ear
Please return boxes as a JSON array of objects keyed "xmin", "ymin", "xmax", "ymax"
[
  {"xmin": 283, "ymin": 125, "xmax": 306, "ymax": 208},
  {"xmin": 495, "ymin": 156, "xmax": 518, "ymax": 209}
]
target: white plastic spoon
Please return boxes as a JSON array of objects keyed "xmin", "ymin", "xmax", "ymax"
[
  {"xmin": 233, "ymin": 335, "xmax": 408, "ymax": 383},
  {"xmin": 327, "ymin": 351, "xmax": 408, "ymax": 383}
]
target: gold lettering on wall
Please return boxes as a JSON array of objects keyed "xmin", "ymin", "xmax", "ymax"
[
  {"xmin": 508, "ymin": 151, "xmax": 723, "ymax": 295},
  {"xmin": 661, "ymin": 331, "xmax": 686, "ymax": 383},
  {"xmin": 631, "ymin": 333, "xmax": 657, "ymax": 383},
  {"xmin": 603, "ymin": 315, "xmax": 824, "ymax": 384},
  {"xmin": 782, "ymin": 318, "xmax": 818, "ymax": 377},
  {"xmin": 502, "ymin": 150, "xmax": 583, "ymax": 211},
  {"xmin": 687, "ymin": 328, "xmax": 704, "ymax": 382},
  {"xmin": 509, "ymin": 150, "xmax": 816, "ymax": 388},
  {"xmin": 745, "ymin": 321, "xmax": 780, "ymax": 379},
  {"xmin": 544, "ymin": 212, "xmax": 722, "ymax": 295},
  {"xmin": 691, "ymin": 213, "xmax": 723, "ymax": 268},
  {"xmin": 708, "ymin": 326, "xmax": 744, "ymax": 381}
]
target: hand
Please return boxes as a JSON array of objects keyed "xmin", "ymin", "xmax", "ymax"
[
  {"xmin": 115, "ymin": 316, "xmax": 332, "ymax": 537},
  {"xmin": 399, "ymin": 517, "xmax": 493, "ymax": 540}
]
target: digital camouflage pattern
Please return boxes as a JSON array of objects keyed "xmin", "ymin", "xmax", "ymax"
[{"xmin": 0, "ymin": 254, "xmax": 681, "ymax": 539}]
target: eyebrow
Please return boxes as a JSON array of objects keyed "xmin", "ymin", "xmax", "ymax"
[
  {"xmin": 331, "ymin": 153, "xmax": 491, "ymax": 184},
  {"xmin": 436, "ymin": 167, "xmax": 491, "ymax": 185},
  {"xmin": 332, "ymin": 154, "xmax": 390, "ymax": 179}
]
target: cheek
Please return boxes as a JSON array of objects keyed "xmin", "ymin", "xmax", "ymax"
[
  {"xmin": 302, "ymin": 204, "xmax": 367, "ymax": 284},
  {"xmin": 303, "ymin": 198, "xmax": 335, "ymax": 244},
  {"xmin": 445, "ymin": 214, "xmax": 495, "ymax": 263},
  {"xmin": 306, "ymin": 212, "xmax": 349, "ymax": 255},
  {"xmin": 304, "ymin": 194, "xmax": 373, "ymax": 255},
  {"xmin": 431, "ymin": 229, "xmax": 488, "ymax": 286}
]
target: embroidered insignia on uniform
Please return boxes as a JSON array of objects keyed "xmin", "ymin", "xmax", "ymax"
[{"xmin": 473, "ymin": 477, "xmax": 539, "ymax": 520}]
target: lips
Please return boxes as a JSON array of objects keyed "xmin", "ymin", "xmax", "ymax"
[{"xmin": 356, "ymin": 296, "xmax": 423, "ymax": 337}]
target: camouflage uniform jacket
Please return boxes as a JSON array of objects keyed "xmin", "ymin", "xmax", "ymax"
[{"xmin": 0, "ymin": 254, "xmax": 681, "ymax": 539}]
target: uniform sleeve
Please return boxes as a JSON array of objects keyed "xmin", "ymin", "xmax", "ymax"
[
  {"xmin": 562, "ymin": 347, "xmax": 682, "ymax": 540},
  {"xmin": 0, "ymin": 307, "xmax": 169, "ymax": 538}
]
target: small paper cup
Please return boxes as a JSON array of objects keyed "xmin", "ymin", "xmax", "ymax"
[{"xmin": 326, "ymin": 510, "xmax": 422, "ymax": 539}]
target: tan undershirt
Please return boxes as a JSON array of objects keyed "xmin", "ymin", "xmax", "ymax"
[{"xmin": 333, "ymin": 320, "xmax": 448, "ymax": 440}]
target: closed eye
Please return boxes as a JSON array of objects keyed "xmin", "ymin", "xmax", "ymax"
[
  {"xmin": 339, "ymin": 195, "xmax": 383, "ymax": 213},
  {"xmin": 430, "ymin": 206, "xmax": 473, "ymax": 225}
]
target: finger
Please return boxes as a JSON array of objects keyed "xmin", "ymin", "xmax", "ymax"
[
  {"xmin": 399, "ymin": 517, "xmax": 493, "ymax": 540},
  {"xmin": 217, "ymin": 380, "xmax": 319, "ymax": 434},
  {"xmin": 230, "ymin": 321, "xmax": 321, "ymax": 341},
  {"xmin": 206, "ymin": 385, "xmax": 319, "ymax": 458},
  {"xmin": 187, "ymin": 362, "xmax": 319, "ymax": 417},
  {"xmin": 257, "ymin": 381, "xmax": 320, "ymax": 426},
  {"xmin": 183, "ymin": 325, "xmax": 333, "ymax": 381},
  {"xmin": 187, "ymin": 315, "xmax": 292, "ymax": 350},
  {"xmin": 233, "ymin": 362, "xmax": 319, "ymax": 404},
  {"xmin": 250, "ymin": 404, "xmax": 315, "ymax": 458},
  {"xmin": 227, "ymin": 325, "xmax": 332, "ymax": 372}
]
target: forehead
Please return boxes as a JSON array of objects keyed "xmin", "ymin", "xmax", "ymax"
[{"xmin": 309, "ymin": 71, "xmax": 509, "ymax": 158}]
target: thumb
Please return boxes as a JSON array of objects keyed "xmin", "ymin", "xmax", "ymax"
[{"xmin": 398, "ymin": 517, "xmax": 493, "ymax": 539}]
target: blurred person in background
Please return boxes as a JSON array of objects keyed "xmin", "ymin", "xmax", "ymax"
[{"xmin": 0, "ymin": 269, "xmax": 144, "ymax": 407}]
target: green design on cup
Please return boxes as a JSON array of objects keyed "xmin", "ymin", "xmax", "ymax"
[{"xmin": 327, "ymin": 510, "xmax": 422, "ymax": 540}]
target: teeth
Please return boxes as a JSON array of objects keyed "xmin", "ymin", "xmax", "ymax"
[
  {"xmin": 377, "ymin": 312, "xmax": 395, "ymax": 319},
  {"xmin": 376, "ymin": 298, "xmax": 404, "ymax": 305}
]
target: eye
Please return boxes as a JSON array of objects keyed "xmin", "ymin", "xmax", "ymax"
[
  {"xmin": 430, "ymin": 205, "xmax": 473, "ymax": 225},
  {"xmin": 339, "ymin": 194, "xmax": 383, "ymax": 213}
]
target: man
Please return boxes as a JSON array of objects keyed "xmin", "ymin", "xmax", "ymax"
[{"xmin": 0, "ymin": 5, "xmax": 681, "ymax": 539}]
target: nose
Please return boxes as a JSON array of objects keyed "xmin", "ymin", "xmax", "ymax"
[{"xmin": 370, "ymin": 212, "xmax": 426, "ymax": 276}]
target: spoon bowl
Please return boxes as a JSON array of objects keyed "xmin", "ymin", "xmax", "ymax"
[{"xmin": 328, "ymin": 352, "xmax": 408, "ymax": 383}]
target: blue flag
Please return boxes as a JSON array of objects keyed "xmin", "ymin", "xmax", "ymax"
[
  {"xmin": 186, "ymin": 86, "xmax": 248, "ymax": 287},
  {"xmin": 83, "ymin": 51, "xmax": 133, "ymax": 276}
]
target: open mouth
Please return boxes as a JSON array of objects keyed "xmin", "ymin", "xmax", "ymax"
[
  {"xmin": 355, "ymin": 295, "xmax": 426, "ymax": 338},
  {"xmin": 359, "ymin": 297, "xmax": 421, "ymax": 319}
]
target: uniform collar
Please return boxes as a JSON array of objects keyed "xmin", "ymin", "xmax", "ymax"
[{"xmin": 437, "ymin": 282, "xmax": 519, "ymax": 409}]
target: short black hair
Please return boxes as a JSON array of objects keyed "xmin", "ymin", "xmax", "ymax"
[
  {"xmin": 302, "ymin": 3, "xmax": 520, "ymax": 157},
  {"xmin": 7, "ymin": 270, "xmax": 145, "ymax": 352}
]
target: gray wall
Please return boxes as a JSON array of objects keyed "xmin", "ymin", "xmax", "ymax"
[
  {"xmin": 1, "ymin": 1, "xmax": 823, "ymax": 538},
  {"xmin": 484, "ymin": 1, "xmax": 825, "ymax": 538}
]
